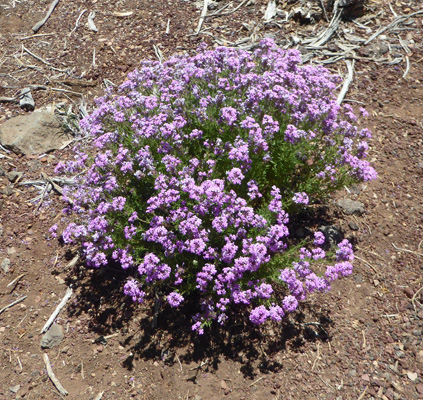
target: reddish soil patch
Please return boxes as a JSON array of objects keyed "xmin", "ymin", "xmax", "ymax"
[{"xmin": 1, "ymin": 1, "xmax": 423, "ymax": 399}]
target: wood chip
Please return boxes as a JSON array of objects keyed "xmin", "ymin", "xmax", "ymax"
[{"xmin": 113, "ymin": 11, "xmax": 134, "ymax": 17}]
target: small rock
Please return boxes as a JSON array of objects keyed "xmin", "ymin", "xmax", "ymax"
[
  {"xmin": 416, "ymin": 350, "xmax": 423, "ymax": 364},
  {"xmin": 361, "ymin": 373, "xmax": 370, "ymax": 382},
  {"xmin": 0, "ymin": 326, "xmax": 6, "ymax": 333},
  {"xmin": 416, "ymin": 384, "xmax": 423, "ymax": 394},
  {"xmin": 7, "ymin": 247, "xmax": 17, "ymax": 255},
  {"xmin": 413, "ymin": 329, "xmax": 423, "ymax": 337},
  {"xmin": 1, "ymin": 258, "xmax": 10, "ymax": 273},
  {"xmin": 407, "ymin": 371, "xmax": 418, "ymax": 382},
  {"xmin": 194, "ymin": 396, "xmax": 203, "ymax": 400},
  {"xmin": 404, "ymin": 287, "xmax": 414, "ymax": 299},
  {"xmin": 7, "ymin": 171, "xmax": 23, "ymax": 183},
  {"xmin": 220, "ymin": 379, "xmax": 229, "ymax": 391},
  {"xmin": 337, "ymin": 199, "xmax": 365, "ymax": 215},
  {"xmin": 0, "ymin": 186, "xmax": 13, "ymax": 196},
  {"xmin": 319, "ymin": 225, "xmax": 344, "ymax": 246},
  {"xmin": 9, "ymin": 385, "xmax": 21, "ymax": 393},
  {"xmin": 348, "ymin": 221, "xmax": 359, "ymax": 231},
  {"xmin": 396, "ymin": 351, "xmax": 406, "ymax": 358},
  {"xmin": 40, "ymin": 323, "xmax": 64, "ymax": 349}
]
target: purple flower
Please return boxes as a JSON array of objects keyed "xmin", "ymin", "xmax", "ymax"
[
  {"xmin": 226, "ymin": 167, "xmax": 244, "ymax": 185},
  {"xmin": 124, "ymin": 279, "xmax": 145, "ymax": 303},
  {"xmin": 49, "ymin": 224, "xmax": 58, "ymax": 238},
  {"xmin": 221, "ymin": 107, "xmax": 238, "ymax": 125},
  {"xmin": 269, "ymin": 304, "xmax": 284, "ymax": 321},
  {"xmin": 282, "ymin": 295, "xmax": 299, "ymax": 313},
  {"xmin": 167, "ymin": 292, "xmax": 184, "ymax": 307},
  {"xmin": 249, "ymin": 305, "xmax": 270, "ymax": 324},
  {"xmin": 313, "ymin": 231, "xmax": 325, "ymax": 246},
  {"xmin": 292, "ymin": 192, "xmax": 309, "ymax": 205}
]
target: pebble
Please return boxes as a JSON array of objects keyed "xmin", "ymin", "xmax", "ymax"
[
  {"xmin": 9, "ymin": 385, "xmax": 21, "ymax": 393},
  {"xmin": 395, "ymin": 351, "xmax": 406, "ymax": 358},
  {"xmin": 413, "ymin": 329, "xmax": 423, "ymax": 337},
  {"xmin": 7, "ymin": 171, "xmax": 22, "ymax": 183},
  {"xmin": 1, "ymin": 257, "xmax": 10, "ymax": 273},
  {"xmin": 7, "ymin": 247, "xmax": 17, "ymax": 255},
  {"xmin": 407, "ymin": 371, "xmax": 418, "ymax": 382},
  {"xmin": 348, "ymin": 221, "xmax": 359, "ymax": 231},
  {"xmin": 403, "ymin": 287, "xmax": 414, "ymax": 299},
  {"xmin": 416, "ymin": 350, "xmax": 423, "ymax": 364}
]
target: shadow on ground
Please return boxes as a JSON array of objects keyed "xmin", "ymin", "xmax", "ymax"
[{"xmin": 64, "ymin": 205, "xmax": 339, "ymax": 378}]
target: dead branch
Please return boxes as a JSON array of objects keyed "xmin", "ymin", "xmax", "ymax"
[
  {"xmin": 68, "ymin": 9, "xmax": 87, "ymax": 36},
  {"xmin": 22, "ymin": 46, "xmax": 69, "ymax": 73},
  {"xmin": 337, "ymin": 59, "xmax": 355, "ymax": 104},
  {"xmin": 64, "ymin": 255, "xmax": 80, "ymax": 272},
  {"xmin": 209, "ymin": 0, "xmax": 249, "ymax": 18},
  {"xmin": 305, "ymin": 0, "xmax": 342, "ymax": 47},
  {"xmin": 364, "ymin": 9, "xmax": 423, "ymax": 45},
  {"xmin": 40, "ymin": 287, "xmax": 73, "ymax": 334},
  {"xmin": 32, "ymin": 0, "xmax": 61, "ymax": 33},
  {"xmin": 94, "ymin": 392, "xmax": 104, "ymax": 400},
  {"xmin": 0, "ymin": 96, "xmax": 18, "ymax": 103},
  {"xmin": 0, "ymin": 296, "xmax": 27, "ymax": 315},
  {"xmin": 7, "ymin": 273, "xmax": 26, "ymax": 289},
  {"xmin": 43, "ymin": 353, "xmax": 68, "ymax": 396},
  {"xmin": 196, "ymin": 0, "xmax": 209, "ymax": 35}
]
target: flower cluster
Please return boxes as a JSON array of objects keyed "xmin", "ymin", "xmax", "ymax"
[{"xmin": 56, "ymin": 39, "xmax": 376, "ymax": 333}]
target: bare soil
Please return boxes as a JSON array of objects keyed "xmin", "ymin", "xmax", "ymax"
[{"xmin": 1, "ymin": 0, "xmax": 423, "ymax": 399}]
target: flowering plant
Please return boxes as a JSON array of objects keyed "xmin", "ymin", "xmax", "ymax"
[{"xmin": 56, "ymin": 39, "xmax": 376, "ymax": 333}]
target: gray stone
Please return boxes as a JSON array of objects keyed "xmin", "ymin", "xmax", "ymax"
[
  {"xmin": 337, "ymin": 198, "xmax": 365, "ymax": 215},
  {"xmin": 9, "ymin": 385, "xmax": 21, "ymax": 393},
  {"xmin": 40, "ymin": 323, "xmax": 64, "ymax": 349},
  {"xmin": 7, "ymin": 171, "xmax": 22, "ymax": 183},
  {"xmin": 348, "ymin": 221, "xmax": 359, "ymax": 231},
  {"xmin": 1, "ymin": 258, "xmax": 10, "ymax": 273},
  {"xmin": 0, "ymin": 111, "xmax": 68, "ymax": 155},
  {"xmin": 319, "ymin": 225, "xmax": 344, "ymax": 246}
]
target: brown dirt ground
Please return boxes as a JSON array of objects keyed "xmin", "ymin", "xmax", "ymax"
[{"xmin": 1, "ymin": 0, "xmax": 423, "ymax": 399}]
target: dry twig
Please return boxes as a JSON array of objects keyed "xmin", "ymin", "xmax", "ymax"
[
  {"xmin": 364, "ymin": 9, "xmax": 423, "ymax": 45},
  {"xmin": 7, "ymin": 273, "xmax": 26, "ymax": 289},
  {"xmin": 32, "ymin": 0, "xmax": 60, "ymax": 33},
  {"xmin": 196, "ymin": 0, "xmax": 209, "ymax": 35},
  {"xmin": 40, "ymin": 287, "xmax": 73, "ymax": 334},
  {"xmin": 337, "ymin": 59, "xmax": 355, "ymax": 104},
  {"xmin": 22, "ymin": 46, "xmax": 69, "ymax": 73},
  {"xmin": 94, "ymin": 391, "xmax": 104, "ymax": 400},
  {"xmin": 392, "ymin": 243, "xmax": 423, "ymax": 257},
  {"xmin": 0, "ymin": 296, "xmax": 27, "ymax": 315},
  {"xmin": 43, "ymin": 353, "xmax": 68, "ymax": 396}
]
